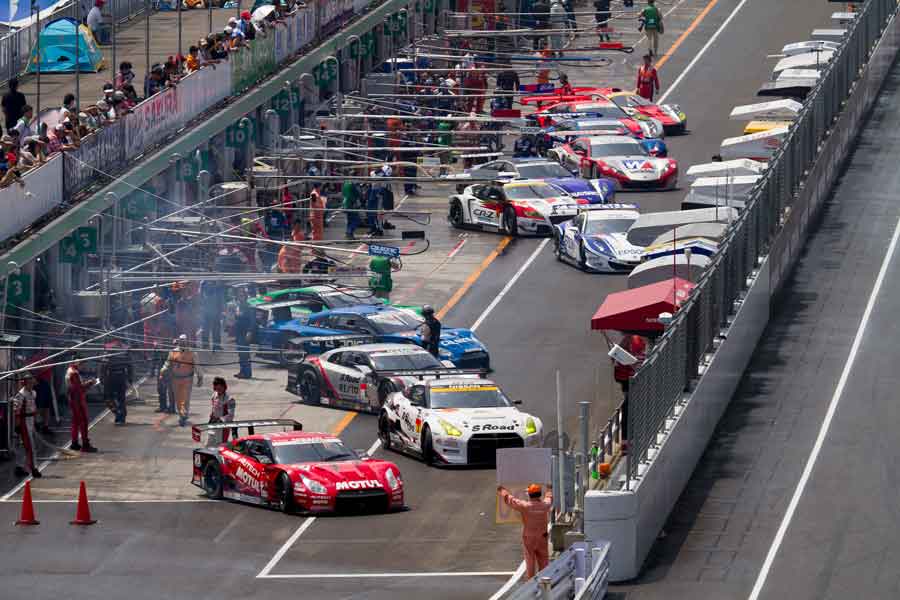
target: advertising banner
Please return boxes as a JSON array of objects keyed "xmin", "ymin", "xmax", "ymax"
[
  {"xmin": 231, "ymin": 33, "xmax": 277, "ymax": 94},
  {"xmin": 125, "ymin": 86, "xmax": 181, "ymax": 160}
]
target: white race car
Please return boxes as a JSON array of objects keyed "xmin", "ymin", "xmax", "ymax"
[
  {"xmin": 378, "ymin": 377, "xmax": 543, "ymax": 465},
  {"xmin": 549, "ymin": 135, "xmax": 678, "ymax": 191},
  {"xmin": 289, "ymin": 343, "xmax": 482, "ymax": 413},
  {"xmin": 449, "ymin": 180, "xmax": 582, "ymax": 236},
  {"xmin": 553, "ymin": 205, "xmax": 644, "ymax": 272}
]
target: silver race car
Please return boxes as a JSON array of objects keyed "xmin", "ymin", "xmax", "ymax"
[
  {"xmin": 288, "ymin": 343, "xmax": 481, "ymax": 413},
  {"xmin": 448, "ymin": 180, "xmax": 578, "ymax": 236},
  {"xmin": 553, "ymin": 204, "xmax": 644, "ymax": 272},
  {"xmin": 379, "ymin": 377, "xmax": 543, "ymax": 466}
]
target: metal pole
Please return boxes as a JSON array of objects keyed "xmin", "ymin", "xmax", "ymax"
[
  {"xmin": 75, "ymin": 0, "xmax": 81, "ymax": 111},
  {"xmin": 112, "ymin": 0, "xmax": 117, "ymax": 79},
  {"xmin": 1, "ymin": 262, "xmax": 20, "ymax": 333},
  {"xmin": 329, "ymin": 56, "xmax": 343, "ymax": 119},
  {"xmin": 556, "ymin": 369, "xmax": 565, "ymax": 515},
  {"xmin": 36, "ymin": 5, "xmax": 41, "ymax": 118},
  {"xmin": 177, "ymin": 0, "xmax": 182, "ymax": 60},
  {"xmin": 579, "ymin": 400, "xmax": 590, "ymax": 527},
  {"xmin": 208, "ymin": 0, "xmax": 213, "ymax": 36},
  {"xmin": 108, "ymin": 193, "xmax": 119, "ymax": 271},
  {"xmin": 145, "ymin": 0, "xmax": 150, "ymax": 82},
  {"xmin": 236, "ymin": 0, "xmax": 241, "ymax": 21}
]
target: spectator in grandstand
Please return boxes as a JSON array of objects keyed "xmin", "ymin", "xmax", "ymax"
[
  {"xmin": 59, "ymin": 93, "xmax": 76, "ymax": 125},
  {"xmin": 211, "ymin": 35, "xmax": 230, "ymax": 59},
  {"xmin": 185, "ymin": 46, "xmax": 201, "ymax": 73},
  {"xmin": 12, "ymin": 104, "xmax": 34, "ymax": 141},
  {"xmin": 2, "ymin": 78, "xmax": 27, "ymax": 134},
  {"xmin": 115, "ymin": 61, "xmax": 135, "ymax": 89},
  {"xmin": 96, "ymin": 99, "xmax": 116, "ymax": 123},
  {"xmin": 144, "ymin": 64, "xmax": 165, "ymax": 97},
  {"xmin": 121, "ymin": 84, "xmax": 139, "ymax": 105},
  {"xmin": 163, "ymin": 56, "xmax": 183, "ymax": 84},
  {"xmin": 81, "ymin": 106, "xmax": 102, "ymax": 131},
  {"xmin": 87, "ymin": 0, "xmax": 104, "ymax": 40},
  {"xmin": 111, "ymin": 91, "xmax": 131, "ymax": 116},
  {"xmin": 0, "ymin": 135, "xmax": 22, "ymax": 188},
  {"xmin": 17, "ymin": 137, "xmax": 46, "ymax": 170},
  {"xmin": 52, "ymin": 124, "xmax": 79, "ymax": 152},
  {"xmin": 238, "ymin": 11, "xmax": 257, "ymax": 40}
]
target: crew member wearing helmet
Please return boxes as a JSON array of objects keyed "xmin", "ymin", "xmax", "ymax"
[
  {"xmin": 498, "ymin": 483, "xmax": 554, "ymax": 578},
  {"xmin": 420, "ymin": 305, "xmax": 442, "ymax": 358},
  {"xmin": 161, "ymin": 335, "xmax": 202, "ymax": 427}
]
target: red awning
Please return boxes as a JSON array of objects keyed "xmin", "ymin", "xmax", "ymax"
[{"xmin": 591, "ymin": 278, "xmax": 695, "ymax": 333}]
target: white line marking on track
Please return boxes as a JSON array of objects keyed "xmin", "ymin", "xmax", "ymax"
[
  {"xmin": 255, "ymin": 436, "xmax": 383, "ymax": 578},
  {"xmin": 0, "ymin": 407, "xmax": 112, "ymax": 502},
  {"xmin": 471, "ymin": 239, "xmax": 549, "ymax": 332},
  {"xmin": 214, "ymin": 512, "xmax": 245, "ymax": 544},
  {"xmin": 659, "ymin": 0, "xmax": 752, "ymax": 103},
  {"xmin": 447, "ymin": 237, "xmax": 467, "ymax": 259},
  {"xmin": 256, "ymin": 516, "xmax": 317, "ymax": 578},
  {"xmin": 747, "ymin": 215, "xmax": 900, "ymax": 600},
  {"xmin": 258, "ymin": 571, "xmax": 516, "ymax": 579},
  {"xmin": 488, "ymin": 561, "xmax": 527, "ymax": 600}
]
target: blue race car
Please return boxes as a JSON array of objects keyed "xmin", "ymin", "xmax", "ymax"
[
  {"xmin": 298, "ymin": 305, "xmax": 491, "ymax": 370},
  {"xmin": 546, "ymin": 177, "xmax": 617, "ymax": 204}
]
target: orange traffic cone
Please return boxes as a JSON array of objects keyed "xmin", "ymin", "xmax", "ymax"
[
  {"xmin": 15, "ymin": 481, "xmax": 39, "ymax": 526},
  {"xmin": 70, "ymin": 481, "xmax": 96, "ymax": 525}
]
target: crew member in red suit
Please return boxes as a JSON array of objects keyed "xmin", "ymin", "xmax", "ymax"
[
  {"xmin": 66, "ymin": 362, "xmax": 98, "ymax": 452},
  {"xmin": 636, "ymin": 53, "xmax": 660, "ymax": 101}
]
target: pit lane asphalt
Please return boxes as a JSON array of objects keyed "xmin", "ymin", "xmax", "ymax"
[{"xmin": 0, "ymin": 2, "xmax": 835, "ymax": 598}]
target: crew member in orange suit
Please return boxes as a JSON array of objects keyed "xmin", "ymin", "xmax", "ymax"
[{"xmin": 498, "ymin": 484, "xmax": 554, "ymax": 578}]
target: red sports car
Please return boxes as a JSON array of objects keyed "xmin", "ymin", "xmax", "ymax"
[
  {"xmin": 191, "ymin": 420, "xmax": 404, "ymax": 514},
  {"xmin": 528, "ymin": 99, "xmax": 665, "ymax": 139},
  {"xmin": 598, "ymin": 88, "xmax": 688, "ymax": 135}
]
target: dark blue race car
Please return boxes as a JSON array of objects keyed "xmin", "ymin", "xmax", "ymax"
[{"xmin": 260, "ymin": 304, "xmax": 491, "ymax": 370}]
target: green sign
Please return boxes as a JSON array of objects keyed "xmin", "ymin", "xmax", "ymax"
[
  {"xmin": 74, "ymin": 226, "xmax": 98, "ymax": 255},
  {"xmin": 274, "ymin": 88, "xmax": 301, "ymax": 117},
  {"xmin": 313, "ymin": 61, "xmax": 338, "ymax": 89},
  {"xmin": 122, "ymin": 186, "xmax": 156, "ymax": 220},
  {"xmin": 59, "ymin": 236, "xmax": 79, "ymax": 263},
  {"xmin": 7, "ymin": 273, "xmax": 31, "ymax": 305},
  {"xmin": 226, "ymin": 119, "xmax": 255, "ymax": 148},
  {"xmin": 231, "ymin": 34, "xmax": 277, "ymax": 94},
  {"xmin": 178, "ymin": 151, "xmax": 210, "ymax": 183}
]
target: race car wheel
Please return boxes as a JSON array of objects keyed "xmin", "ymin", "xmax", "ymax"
[
  {"xmin": 378, "ymin": 411, "xmax": 392, "ymax": 450},
  {"xmin": 553, "ymin": 234, "xmax": 563, "ymax": 262},
  {"xmin": 297, "ymin": 367, "xmax": 321, "ymax": 405},
  {"xmin": 449, "ymin": 199, "xmax": 464, "ymax": 228},
  {"xmin": 422, "ymin": 426, "xmax": 436, "ymax": 466},
  {"xmin": 276, "ymin": 473, "xmax": 297, "ymax": 514},
  {"xmin": 378, "ymin": 381, "xmax": 396, "ymax": 407},
  {"xmin": 502, "ymin": 207, "xmax": 518, "ymax": 237},
  {"xmin": 578, "ymin": 246, "xmax": 588, "ymax": 270},
  {"xmin": 203, "ymin": 461, "xmax": 223, "ymax": 499}
]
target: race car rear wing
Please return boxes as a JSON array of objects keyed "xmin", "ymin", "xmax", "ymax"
[
  {"xmin": 192, "ymin": 419, "xmax": 303, "ymax": 443},
  {"xmin": 374, "ymin": 367, "xmax": 489, "ymax": 379},
  {"xmin": 549, "ymin": 202, "xmax": 639, "ymax": 216},
  {"xmin": 287, "ymin": 334, "xmax": 379, "ymax": 358}
]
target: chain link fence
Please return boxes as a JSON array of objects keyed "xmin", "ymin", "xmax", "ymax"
[{"xmin": 624, "ymin": 0, "xmax": 898, "ymax": 481}]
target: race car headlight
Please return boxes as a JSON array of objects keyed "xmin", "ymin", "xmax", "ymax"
[
  {"xmin": 525, "ymin": 417, "xmax": 538, "ymax": 436},
  {"xmin": 439, "ymin": 419, "xmax": 463, "ymax": 437},
  {"xmin": 385, "ymin": 468, "xmax": 402, "ymax": 490},
  {"xmin": 439, "ymin": 348, "xmax": 453, "ymax": 359},
  {"xmin": 300, "ymin": 475, "xmax": 327, "ymax": 495}
]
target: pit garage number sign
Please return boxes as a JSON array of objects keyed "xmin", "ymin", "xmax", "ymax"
[{"xmin": 59, "ymin": 226, "xmax": 98, "ymax": 263}]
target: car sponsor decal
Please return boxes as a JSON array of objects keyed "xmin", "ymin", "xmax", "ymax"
[
  {"xmin": 415, "ymin": 417, "xmax": 423, "ymax": 434},
  {"xmin": 471, "ymin": 423, "xmax": 517, "ymax": 433},
  {"xmin": 309, "ymin": 357, "xmax": 342, "ymax": 400},
  {"xmin": 621, "ymin": 159, "xmax": 655, "ymax": 171},
  {"xmin": 335, "ymin": 479, "xmax": 382, "ymax": 491},
  {"xmin": 431, "ymin": 385, "xmax": 499, "ymax": 392}
]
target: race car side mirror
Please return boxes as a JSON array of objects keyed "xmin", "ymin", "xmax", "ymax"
[{"xmin": 513, "ymin": 400, "xmax": 523, "ymax": 405}]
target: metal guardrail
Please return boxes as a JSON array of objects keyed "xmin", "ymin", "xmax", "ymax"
[
  {"xmin": 624, "ymin": 0, "xmax": 898, "ymax": 482},
  {"xmin": 507, "ymin": 541, "xmax": 610, "ymax": 600}
]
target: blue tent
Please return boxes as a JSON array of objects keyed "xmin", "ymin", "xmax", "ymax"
[{"xmin": 26, "ymin": 17, "xmax": 104, "ymax": 74}]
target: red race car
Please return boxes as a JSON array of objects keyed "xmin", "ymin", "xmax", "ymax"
[
  {"xmin": 192, "ymin": 420, "xmax": 404, "ymax": 514},
  {"xmin": 527, "ymin": 99, "xmax": 665, "ymax": 139},
  {"xmin": 598, "ymin": 88, "xmax": 688, "ymax": 135}
]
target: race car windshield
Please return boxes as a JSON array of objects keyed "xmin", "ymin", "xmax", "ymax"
[
  {"xmin": 428, "ymin": 385, "xmax": 511, "ymax": 409},
  {"xmin": 367, "ymin": 310, "xmax": 423, "ymax": 334},
  {"xmin": 591, "ymin": 142, "xmax": 644, "ymax": 156},
  {"xmin": 371, "ymin": 352, "xmax": 442, "ymax": 371},
  {"xmin": 273, "ymin": 440, "xmax": 358, "ymax": 464},
  {"xmin": 321, "ymin": 290, "xmax": 372, "ymax": 308},
  {"xmin": 584, "ymin": 218, "xmax": 636, "ymax": 235},
  {"xmin": 505, "ymin": 184, "xmax": 559, "ymax": 200},
  {"xmin": 616, "ymin": 95, "xmax": 652, "ymax": 107},
  {"xmin": 568, "ymin": 104, "xmax": 628, "ymax": 118},
  {"xmin": 516, "ymin": 163, "xmax": 572, "ymax": 178}
]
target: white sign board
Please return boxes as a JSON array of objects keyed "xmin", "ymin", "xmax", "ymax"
[{"xmin": 496, "ymin": 447, "xmax": 552, "ymax": 524}]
